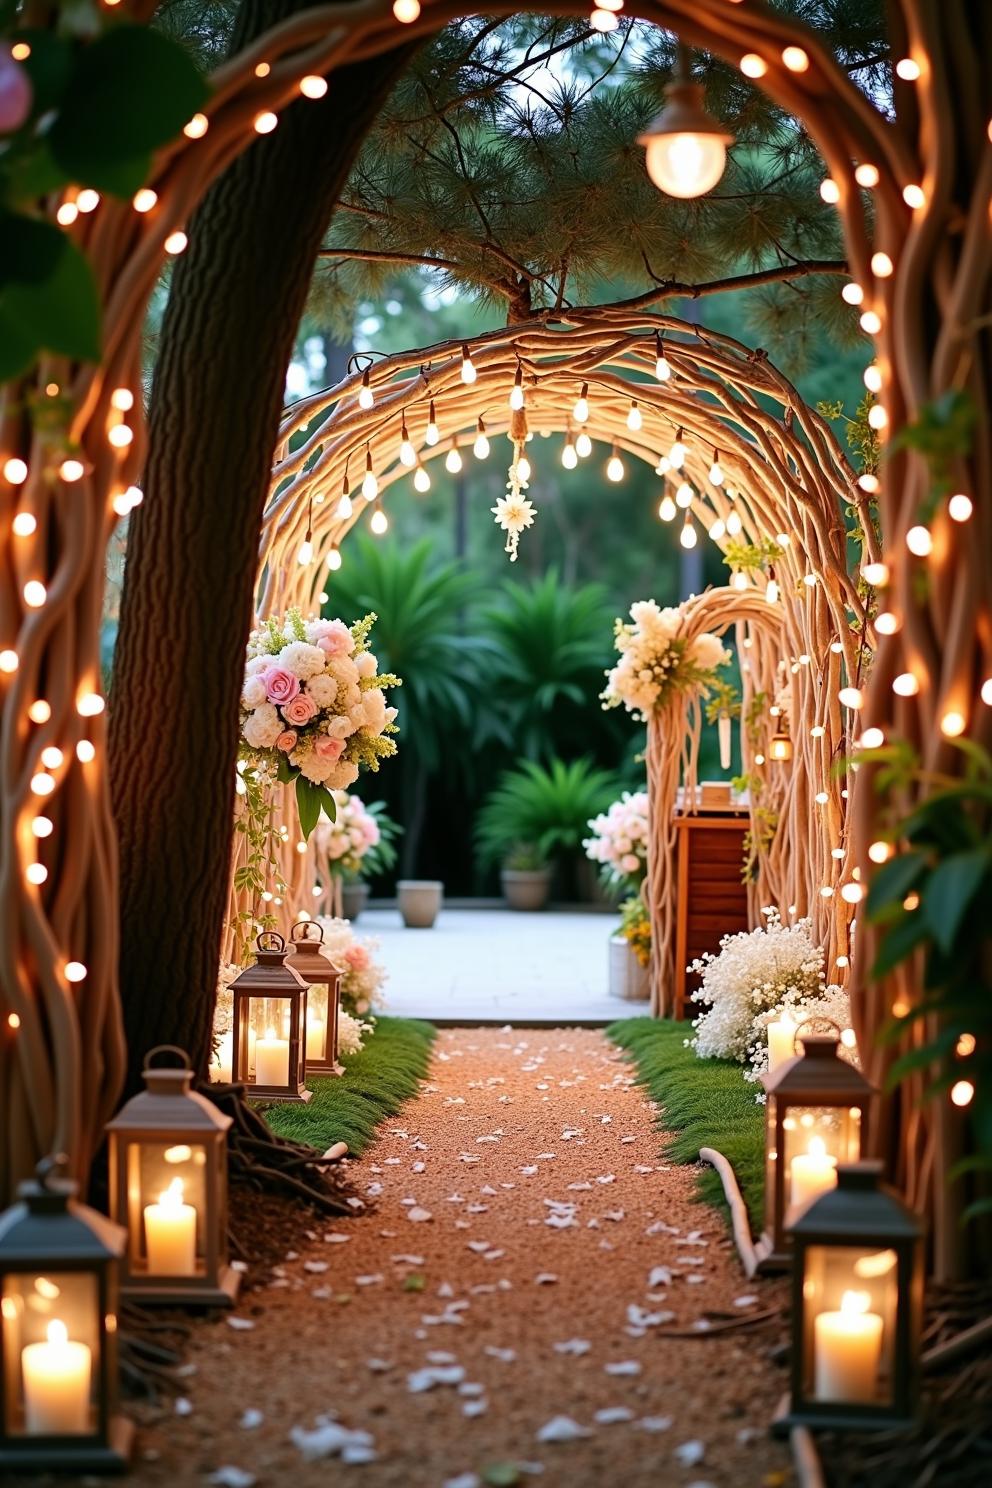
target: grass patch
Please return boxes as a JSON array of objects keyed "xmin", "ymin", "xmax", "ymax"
[
  {"xmin": 608, "ymin": 1017, "xmax": 764, "ymax": 1227},
  {"xmin": 263, "ymin": 1016, "xmax": 436, "ymax": 1156}
]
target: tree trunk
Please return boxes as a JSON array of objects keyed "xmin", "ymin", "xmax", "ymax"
[{"xmin": 109, "ymin": 1, "xmax": 416, "ymax": 1093}]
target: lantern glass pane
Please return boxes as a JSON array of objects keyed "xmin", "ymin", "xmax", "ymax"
[
  {"xmin": 240, "ymin": 996, "xmax": 296, "ymax": 1088},
  {"xmin": 305, "ymin": 983, "xmax": 330, "ymax": 1062},
  {"xmin": 783, "ymin": 1106, "xmax": 862, "ymax": 1220},
  {"xmin": 125, "ymin": 1141, "xmax": 207, "ymax": 1277},
  {"xmin": 802, "ymin": 1244, "xmax": 898, "ymax": 1407},
  {"xmin": 1, "ymin": 1271, "xmax": 100, "ymax": 1436}
]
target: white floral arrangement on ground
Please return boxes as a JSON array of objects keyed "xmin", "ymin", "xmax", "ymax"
[
  {"xmin": 689, "ymin": 908, "xmax": 825, "ymax": 1064},
  {"xmin": 313, "ymin": 791, "xmax": 381, "ymax": 877},
  {"xmin": 602, "ymin": 600, "xmax": 729, "ymax": 718},
  {"xmin": 212, "ymin": 960, "xmax": 242, "ymax": 1038},
  {"xmin": 584, "ymin": 790, "xmax": 650, "ymax": 888},
  {"xmin": 316, "ymin": 916, "xmax": 387, "ymax": 1018},
  {"xmin": 239, "ymin": 609, "xmax": 400, "ymax": 838},
  {"xmin": 745, "ymin": 982, "xmax": 859, "ymax": 1093}
]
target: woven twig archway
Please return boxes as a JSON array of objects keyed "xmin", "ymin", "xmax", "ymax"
[{"xmin": 0, "ymin": 0, "xmax": 985, "ymax": 1273}]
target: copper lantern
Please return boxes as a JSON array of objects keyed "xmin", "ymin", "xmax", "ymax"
[
  {"xmin": 777, "ymin": 1162, "xmax": 923, "ymax": 1432},
  {"xmin": 0, "ymin": 1157, "xmax": 132, "ymax": 1473},
  {"xmin": 285, "ymin": 920, "xmax": 343, "ymax": 1076},
  {"xmin": 230, "ymin": 932, "xmax": 311, "ymax": 1103},
  {"xmin": 769, "ymin": 730, "xmax": 793, "ymax": 762},
  {"xmin": 106, "ymin": 1046, "xmax": 240, "ymax": 1308},
  {"xmin": 756, "ymin": 1034, "xmax": 875, "ymax": 1271}
]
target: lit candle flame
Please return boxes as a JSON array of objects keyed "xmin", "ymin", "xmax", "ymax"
[{"xmin": 840, "ymin": 1289, "xmax": 871, "ymax": 1316}]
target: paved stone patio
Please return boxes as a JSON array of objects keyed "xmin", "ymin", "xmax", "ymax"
[{"xmin": 358, "ymin": 905, "xmax": 642, "ymax": 1024}]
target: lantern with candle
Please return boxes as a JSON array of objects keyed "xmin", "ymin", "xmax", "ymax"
[
  {"xmin": 230, "ymin": 932, "xmax": 311, "ymax": 1102},
  {"xmin": 756, "ymin": 1033, "xmax": 875, "ymax": 1271},
  {"xmin": 106, "ymin": 1046, "xmax": 240, "ymax": 1307},
  {"xmin": 777, "ymin": 1162, "xmax": 923, "ymax": 1432},
  {"xmin": 769, "ymin": 730, "xmax": 793, "ymax": 762},
  {"xmin": 0, "ymin": 1156, "xmax": 131, "ymax": 1471},
  {"xmin": 285, "ymin": 920, "xmax": 343, "ymax": 1075}
]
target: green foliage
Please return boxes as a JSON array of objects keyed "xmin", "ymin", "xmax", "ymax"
[
  {"xmin": 231, "ymin": 768, "xmax": 287, "ymax": 964},
  {"xmin": 889, "ymin": 390, "xmax": 977, "ymax": 513},
  {"xmin": 722, "ymin": 535, "xmax": 784, "ymax": 575},
  {"xmin": 295, "ymin": 774, "xmax": 336, "ymax": 842},
  {"xmin": 609, "ymin": 1018, "xmax": 765, "ymax": 1223},
  {"xmin": 0, "ymin": 22, "xmax": 208, "ymax": 378},
  {"xmin": 503, "ymin": 842, "xmax": 548, "ymax": 871},
  {"xmin": 619, "ymin": 895, "xmax": 651, "ymax": 967},
  {"xmin": 861, "ymin": 740, "xmax": 992, "ymax": 1216},
  {"xmin": 703, "ymin": 673, "xmax": 741, "ymax": 724},
  {"xmin": 475, "ymin": 756, "xmax": 615, "ymax": 868},
  {"xmin": 263, "ymin": 1017, "xmax": 436, "ymax": 1155},
  {"xmin": 479, "ymin": 569, "xmax": 614, "ymax": 758}
]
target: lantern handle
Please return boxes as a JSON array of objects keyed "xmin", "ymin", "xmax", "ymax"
[
  {"xmin": 793, "ymin": 1016, "xmax": 842, "ymax": 1053},
  {"xmin": 257, "ymin": 930, "xmax": 285, "ymax": 953},
  {"xmin": 35, "ymin": 1152, "xmax": 70, "ymax": 1189},
  {"xmin": 143, "ymin": 1044, "xmax": 192, "ymax": 1073},
  {"xmin": 291, "ymin": 918, "xmax": 324, "ymax": 944}
]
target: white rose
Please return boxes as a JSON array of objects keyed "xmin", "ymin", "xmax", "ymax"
[
  {"xmin": 361, "ymin": 688, "xmax": 387, "ymax": 734},
  {"xmin": 242, "ymin": 703, "xmax": 282, "ymax": 749},
  {"xmin": 277, "ymin": 640, "xmax": 326, "ymax": 680},
  {"xmin": 245, "ymin": 655, "xmax": 269, "ymax": 676},
  {"xmin": 299, "ymin": 753, "xmax": 334, "ymax": 784},
  {"xmin": 325, "ymin": 760, "xmax": 360, "ymax": 790},
  {"xmin": 306, "ymin": 673, "xmax": 338, "ymax": 709},
  {"xmin": 242, "ymin": 676, "xmax": 267, "ymax": 709}
]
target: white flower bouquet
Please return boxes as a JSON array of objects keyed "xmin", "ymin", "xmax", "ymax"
[
  {"xmin": 239, "ymin": 609, "xmax": 400, "ymax": 837},
  {"xmin": 584, "ymin": 790, "xmax": 650, "ymax": 888},
  {"xmin": 316, "ymin": 916, "xmax": 387, "ymax": 1018},
  {"xmin": 602, "ymin": 599, "xmax": 729, "ymax": 719}
]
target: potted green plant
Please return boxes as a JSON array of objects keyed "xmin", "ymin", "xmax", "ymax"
[
  {"xmin": 476, "ymin": 757, "xmax": 616, "ymax": 907},
  {"xmin": 500, "ymin": 842, "xmax": 553, "ymax": 911}
]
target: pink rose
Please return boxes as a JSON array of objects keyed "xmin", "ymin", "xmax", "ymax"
[
  {"xmin": 344, "ymin": 943, "xmax": 369, "ymax": 972},
  {"xmin": 275, "ymin": 729, "xmax": 297, "ymax": 753},
  {"xmin": 264, "ymin": 666, "xmax": 300, "ymax": 706},
  {"xmin": 315, "ymin": 736, "xmax": 345, "ymax": 762},
  {"xmin": 314, "ymin": 619, "xmax": 354, "ymax": 657},
  {"xmin": 282, "ymin": 693, "xmax": 318, "ymax": 726}
]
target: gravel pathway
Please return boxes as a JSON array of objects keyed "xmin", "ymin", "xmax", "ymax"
[{"xmin": 133, "ymin": 1028, "xmax": 793, "ymax": 1487}]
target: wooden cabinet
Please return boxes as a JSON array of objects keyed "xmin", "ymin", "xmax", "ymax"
[{"xmin": 672, "ymin": 812, "xmax": 750, "ymax": 1018}]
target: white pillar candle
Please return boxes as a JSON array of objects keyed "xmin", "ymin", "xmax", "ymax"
[
  {"xmin": 208, "ymin": 1032, "xmax": 233, "ymax": 1083},
  {"xmin": 767, "ymin": 1016, "xmax": 797, "ymax": 1073},
  {"xmin": 255, "ymin": 1027, "xmax": 290, "ymax": 1086},
  {"xmin": 22, "ymin": 1319, "xmax": 91, "ymax": 1434},
  {"xmin": 144, "ymin": 1177, "xmax": 197, "ymax": 1275},
  {"xmin": 790, "ymin": 1135, "xmax": 838, "ymax": 1211},
  {"xmin": 814, "ymin": 1289, "xmax": 883, "ymax": 1402},
  {"xmin": 718, "ymin": 712, "xmax": 732, "ymax": 770},
  {"xmin": 306, "ymin": 1015, "xmax": 325, "ymax": 1062}
]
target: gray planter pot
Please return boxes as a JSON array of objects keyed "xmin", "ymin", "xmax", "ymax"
[
  {"xmin": 609, "ymin": 933, "xmax": 651, "ymax": 1001},
  {"xmin": 397, "ymin": 879, "xmax": 443, "ymax": 928},
  {"xmin": 501, "ymin": 867, "xmax": 552, "ymax": 911},
  {"xmin": 341, "ymin": 881, "xmax": 369, "ymax": 922}
]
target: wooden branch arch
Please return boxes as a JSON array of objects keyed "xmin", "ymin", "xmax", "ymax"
[{"xmin": 0, "ymin": 0, "xmax": 985, "ymax": 1276}]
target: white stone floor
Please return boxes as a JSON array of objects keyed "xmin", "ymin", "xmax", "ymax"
[{"xmin": 357, "ymin": 905, "xmax": 630, "ymax": 1024}]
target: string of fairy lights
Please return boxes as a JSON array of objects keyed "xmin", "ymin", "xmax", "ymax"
[{"xmin": 0, "ymin": 0, "xmax": 985, "ymax": 1132}]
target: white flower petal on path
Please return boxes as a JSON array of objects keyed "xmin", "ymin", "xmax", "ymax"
[
  {"xmin": 407, "ymin": 1207, "xmax": 432, "ymax": 1222},
  {"xmin": 553, "ymin": 1339, "xmax": 590, "ymax": 1356},
  {"xmin": 604, "ymin": 1360, "xmax": 641, "ymax": 1376},
  {"xmin": 674, "ymin": 1440, "xmax": 706, "ymax": 1466},
  {"xmin": 407, "ymin": 1366, "xmax": 465, "ymax": 1393},
  {"xmin": 638, "ymin": 1416, "xmax": 674, "ymax": 1432},
  {"xmin": 209, "ymin": 1469, "xmax": 256, "ymax": 1488},
  {"xmin": 594, "ymin": 1407, "xmax": 635, "ymax": 1425},
  {"xmin": 536, "ymin": 1416, "xmax": 593, "ymax": 1443}
]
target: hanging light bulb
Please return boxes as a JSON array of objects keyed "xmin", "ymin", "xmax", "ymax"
[
  {"xmin": 561, "ymin": 432, "xmax": 577, "ymax": 470},
  {"xmin": 370, "ymin": 500, "xmax": 388, "ymax": 535},
  {"xmin": 732, "ymin": 569, "xmax": 748, "ymax": 591},
  {"xmin": 606, "ymin": 446, "xmax": 625, "ymax": 483},
  {"xmin": 655, "ymin": 333, "xmax": 671, "ymax": 381},
  {"xmin": 637, "ymin": 50, "xmax": 734, "ymax": 199},
  {"xmin": 297, "ymin": 534, "xmax": 314, "ymax": 565},
  {"xmin": 658, "ymin": 493, "xmax": 677, "ymax": 522},
  {"xmin": 708, "ymin": 517, "xmax": 726, "ymax": 541},
  {"xmin": 516, "ymin": 452, "xmax": 532, "ymax": 482},
  {"xmin": 337, "ymin": 473, "xmax": 353, "ymax": 520},
  {"xmin": 680, "ymin": 513, "xmax": 697, "ymax": 549},
  {"xmin": 358, "ymin": 367, "xmax": 374, "ymax": 410},
  {"xmin": 327, "ymin": 544, "xmax": 342, "ymax": 571},
  {"xmin": 425, "ymin": 399, "xmax": 439, "ymax": 446},
  {"xmin": 413, "ymin": 460, "xmax": 431, "ymax": 493},
  {"xmin": 573, "ymin": 382, "xmax": 590, "ymax": 424},
  {"xmin": 361, "ymin": 445, "xmax": 378, "ymax": 501},
  {"xmin": 509, "ymin": 363, "xmax": 525, "ymax": 411},
  {"xmin": 575, "ymin": 430, "xmax": 592, "ymax": 459},
  {"xmin": 675, "ymin": 480, "xmax": 693, "ymax": 509},
  {"xmin": 655, "ymin": 455, "xmax": 671, "ymax": 476},
  {"xmin": 473, "ymin": 417, "xmax": 490, "ymax": 460},
  {"xmin": 445, "ymin": 440, "xmax": 463, "ymax": 474},
  {"xmin": 726, "ymin": 508, "xmax": 742, "ymax": 536},
  {"xmin": 399, "ymin": 417, "xmax": 416, "ymax": 467},
  {"xmin": 708, "ymin": 448, "xmax": 724, "ymax": 485},
  {"xmin": 627, "ymin": 400, "xmax": 642, "ymax": 432},
  {"xmin": 669, "ymin": 427, "xmax": 686, "ymax": 468},
  {"xmin": 460, "ymin": 343, "xmax": 477, "ymax": 384},
  {"xmin": 766, "ymin": 570, "xmax": 779, "ymax": 604}
]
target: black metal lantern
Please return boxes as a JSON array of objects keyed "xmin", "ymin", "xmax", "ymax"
[
  {"xmin": 0, "ymin": 1157, "xmax": 132, "ymax": 1472},
  {"xmin": 106, "ymin": 1046, "xmax": 240, "ymax": 1308},
  {"xmin": 285, "ymin": 920, "xmax": 343, "ymax": 1076},
  {"xmin": 777, "ymin": 1161, "xmax": 923, "ymax": 1432},
  {"xmin": 230, "ymin": 932, "xmax": 311, "ymax": 1103},
  {"xmin": 756, "ymin": 1034, "xmax": 875, "ymax": 1271}
]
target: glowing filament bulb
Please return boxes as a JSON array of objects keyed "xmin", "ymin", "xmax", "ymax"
[
  {"xmin": 413, "ymin": 463, "xmax": 431, "ymax": 493},
  {"xmin": 399, "ymin": 421, "xmax": 416, "ymax": 467},
  {"xmin": 460, "ymin": 344, "xmax": 476, "ymax": 384},
  {"xmin": 655, "ymin": 337, "xmax": 671, "ymax": 380},
  {"xmin": 669, "ymin": 428, "xmax": 686, "ymax": 469},
  {"xmin": 23, "ymin": 581, "xmax": 46, "ymax": 608},
  {"xmin": 732, "ymin": 570, "xmax": 748, "ymax": 591},
  {"xmin": 590, "ymin": 8, "xmax": 619, "ymax": 34},
  {"xmin": 860, "ymin": 309, "xmax": 882, "ymax": 335},
  {"xmin": 445, "ymin": 441, "xmax": 463, "ymax": 475},
  {"xmin": 862, "ymin": 561, "xmax": 889, "ymax": 587},
  {"xmin": 59, "ymin": 459, "xmax": 84, "ymax": 482},
  {"xmin": 940, "ymin": 710, "xmax": 966, "ymax": 737},
  {"xmin": 892, "ymin": 671, "xmax": 919, "ymax": 697},
  {"xmin": 327, "ymin": 545, "xmax": 342, "ymax": 571},
  {"xmin": 392, "ymin": 0, "xmax": 421, "ymax": 19},
  {"xmin": 12, "ymin": 512, "xmax": 35, "ymax": 536},
  {"xmin": 575, "ymin": 431, "xmax": 592, "ymax": 459},
  {"xmin": 561, "ymin": 438, "xmax": 577, "ymax": 470},
  {"xmin": 906, "ymin": 524, "xmax": 932, "ymax": 556},
  {"xmin": 4, "ymin": 457, "xmax": 28, "ymax": 484},
  {"xmin": 680, "ymin": 515, "xmax": 697, "ymax": 549},
  {"xmin": 675, "ymin": 481, "xmax": 692, "ymax": 509},
  {"xmin": 871, "ymin": 251, "xmax": 893, "ymax": 278},
  {"xmin": 626, "ymin": 401, "xmax": 642, "ymax": 432},
  {"xmin": 740, "ymin": 54, "xmax": 767, "ymax": 80},
  {"xmin": 509, "ymin": 365, "xmax": 525, "ymax": 411},
  {"xmin": 26, "ymin": 863, "xmax": 47, "ymax": 886},
  {"xmin": 948, "ymin": 493, "xmax": 972, "ymax": 522},
  {"xmin": 903, "ymin": 184, "xmax": 925, "ymax": 209},
  {"xmin": 358, "ymin": 370, "xmax": 374, "ymax": 410},
  {"xmin": 299, "ymin": 75, "xmax": 328, "ymax": 99},
  {"xmin": 337, "ymin": 485, "xmax": 353, "ymax": 520},
  {"xmin": 820, "ymin": 177, "xmax": 840, "ymax": 204},
  {"xmin": 361, "ymin": 449, "xmax": 378, "ymax": 501},
  {"xmin": 573, "ymin": 383, "xmax": 590, "ymax": 424},
  {"xmin": 370, "ymin": 502, "xmax": 388, "ymax": 535},
  {"xmin": 875, "ymin": 611, "xmax": 899, "ymax": 635},
  {"xmin": 782, "ymin": 45, "xmax": 809, "ymax": 72},
  {"xmin": 606, "ymin": 447, "xmax": 624, "ymax": 483},
  {"xmin": 184, "ymin": 113, "xmax": 209, "ymax": 139},
  {"xmin": 474, "ymin": 419, "xmax": 490, "ymax": 460},
  {"xmin": 425, "ymin": 401, "xmax": 439, "ymax": 445},
  {"xmin": 658, "ymin": 494, "xmax": 676, "ymax": 523},
  {"xmin": 708, "ymin": 518, "xmax": 725, "ymax": 541},
  {"xmin": 855, "ymin": 163, "xmax": 880, "ymax": 187},
  {"xmin": 132, "ymin": 188, "xmax": 157, "ymax": 213},
  {"xmin": 842, "ymin": 282, "xmax": 864, "ymax": 305},
  {"xmin": 297, "ymin": 538, "xmax": 313, "ymax": 566},
  {"xmin": 895, "ymin": 57, "xmax": 921, "ymax": 81},
  {"xmin": 838, "ymin": 686, "xmax": 863, "ymax": 710},
  {"xmin": 708, "ymin": 450, "xmax": 723, "ymax": 485},
  {"xmin": 253, "ymin": 111, "xmax": 278, "ymax": 134},
  {"xmin": 766, "ymin": 578, "xmax": 779, "ymax": 604},
  {"xmin": 726, "ymin": 509, "xmax": 742, "ymax": 536}
]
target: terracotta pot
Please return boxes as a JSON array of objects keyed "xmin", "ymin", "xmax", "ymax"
[
  {"xmin": 397, "ymin": 879, "xmax": 443, "ymax": 928},
  {"xmin": 341, "ymin": 881, "xmax": 369, "ymax": 922},
  {"xmin": 500, "ymin": 867, "xmax": 552, "ymax": 911},
  {"xmin": 608, "ymin": 933, "xmax": 651, "ymax": 1001}
]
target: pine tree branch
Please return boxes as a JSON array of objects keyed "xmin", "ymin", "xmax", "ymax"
[
  {"xmin": 407, "ymin": 26, "xmax": 598, "ymax": 125},
  {"xmin": 316, "ymin": 245, "xmax": 513, "ymax": 298},
  {"xmin": 608, "ymin": 259, "xmax": 848, "ymax": 311}
]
